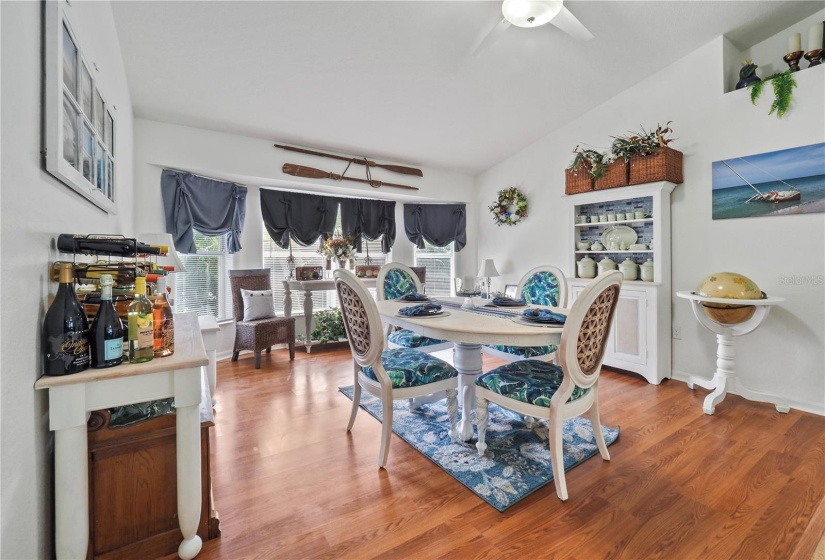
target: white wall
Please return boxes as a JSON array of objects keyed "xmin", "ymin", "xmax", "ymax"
[
  {"xmin": 475, "ymin": 37, "xmax": 825, "ymax": 415},
  {"xmin": 132, "ymin": 119, "xmax": 478, "ymax": 355},
  {"xmin": 0, "ymin": 1, "xmax": 136, "ymax": 557}
]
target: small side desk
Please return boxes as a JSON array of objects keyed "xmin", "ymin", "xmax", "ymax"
[
  {"xmin": 283, "ymin": 278, "xmax": 377, "ymax": 352},
  {"xmin": 35, "ymin": 312, "xmax": 208, "ymax": 560}
]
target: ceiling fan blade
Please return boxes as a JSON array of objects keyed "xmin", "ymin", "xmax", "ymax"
[
  {"xmin": 471, "ymin": 17, "xmax": 511, "ymax": 56},
  {"xmin": 549, "ymin": 5, "xmax": 593, "ymax": 41}
]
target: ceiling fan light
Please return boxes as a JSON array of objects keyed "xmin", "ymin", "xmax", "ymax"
[{"xmin": 501, "ymin": 0, "xmax": 563, "ymax": 28}]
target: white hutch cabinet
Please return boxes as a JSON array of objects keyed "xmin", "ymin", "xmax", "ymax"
[{"xmin": 566, "ymin": 181, "xmax": 676, "ymax": 384}]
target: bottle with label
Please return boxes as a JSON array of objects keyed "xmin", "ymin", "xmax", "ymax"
[
  {"xmin": 152, "ymin": 276, "xmax": 174, "ymax": 357},
  {"xmin": 128, "ymin": 277, "xmax": 154, "ymax": 363},
  {"xmin": 43, "ymin": 263, "xmax": 91, "ymax": 375},
  {"xmin": 90, "ymin": 274, "xmax": 124, "ymax": 368}
]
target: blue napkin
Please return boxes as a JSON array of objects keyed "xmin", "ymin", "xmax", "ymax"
[
  {"xmin": 398, "ymin": 303, "xmax": 442, "ymax": 317},
  {"xmin": 522, "ymin": 308, "xmax": 567, "ymax": 324},
  {"xmin": 492, "ymin": 296, "xmax": 526, "ymax": 306},
  {"xmin": 399, "ymin": 292, "xmax": 429, "ymax": 302}
]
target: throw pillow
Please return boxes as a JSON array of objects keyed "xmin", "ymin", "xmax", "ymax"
[{"xmin": 240, "ymin": 289, "xmax": 275, "ymax": 321}]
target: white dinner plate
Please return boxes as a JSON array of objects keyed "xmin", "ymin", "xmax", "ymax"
[
  {"xmin": 396, "ymin": 311, "xmax": 451, "ymax": 319},
  {"xmin": 600, "ymin": 225, "xmax": 638, "ymax": 248}
]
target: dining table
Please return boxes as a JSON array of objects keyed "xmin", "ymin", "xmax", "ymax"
[{"xmin": 375, "ymin": 297, "xmax": 566, "ymax": 441}]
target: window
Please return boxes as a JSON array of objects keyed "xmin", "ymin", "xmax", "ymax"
[
  {"xmin": 263, "ymin": 219, "xmax": 390, "ymax": 315},
  {"xmin": 46, "ymin": 3, "xmax": 117, "ymax": 213},
  {"xmin": 175, "ymin": 231, "xmax": 234, "ymax": 321},
  {"xmin": 415, "ymin": 241, "xmax": 454, "ymax": 296}
]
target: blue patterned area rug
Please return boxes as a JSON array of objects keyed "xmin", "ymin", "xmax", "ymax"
[{"xmin": 339, "ymin": 386, "xmax": 619, "ymax": 511}]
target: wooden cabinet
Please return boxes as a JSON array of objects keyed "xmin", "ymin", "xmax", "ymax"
[
  {"xmin": 567, "ymin": 182, "xmax": 675, "ymax": 384},
  {"xmin": 86, "ymin": 408, "xmax": 219, "ymax": 560}
]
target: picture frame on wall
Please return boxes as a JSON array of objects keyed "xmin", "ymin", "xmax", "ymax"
[
  {"xmin": 45, "ymin": 1, "xmax": 117, "ymax": 214},
  {"xmin": 712, "ymin": 142, "xmax": 825, "ymax": 220}
]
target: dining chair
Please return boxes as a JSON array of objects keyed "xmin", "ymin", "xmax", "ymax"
[
  {"xmin": 376, "ymin": 262, "xmax": 452, "ymax": 353},
  {"xmin": 335, "ymin": 269, "xmax": 459, "ymax": 467},
  {"xmin": 229, "ymin": 268, "xmax": 296, "ymax": 369},
  {"xmin": 482, "ymin": 265, "xmax": 568, "ymax": 363},
  {"xmin": 475, "ymin": 271, "xmax": 622, "ymax": 500}
]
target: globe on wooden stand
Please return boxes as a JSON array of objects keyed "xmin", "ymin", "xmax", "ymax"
[{"xmin": 695, "ymin": 271, "xmax": 764, "ymax": 325}]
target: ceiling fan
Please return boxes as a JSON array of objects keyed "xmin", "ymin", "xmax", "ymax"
[{"xmin": 472, "ymin": 0, "xmax": 593, "ymax": 56}]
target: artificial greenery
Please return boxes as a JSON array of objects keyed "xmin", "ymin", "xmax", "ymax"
[
  {"xmin": 747, "ymin": 70, "xmax": 796, "ymax": 118},
  {"xmin": 310, "ymin": 307, "xmax": 346, "ymax": 344},
  {"xmin": 610, "ymin": 122, "xmax": 675, "ymax": 162},
  {"xmin": 488, "ymin": 187, "xmax": 528, "ymax": 226},
  {"xmin": 568, "ymin": 146, "xmax": 611, "ymax": 179}
]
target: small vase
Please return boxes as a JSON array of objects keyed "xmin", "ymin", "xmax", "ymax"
[
  {"xmin": 337, "ymin": 259, "xmax": 347, "ymax": 269},
  {"xmin": 325, "ymin": 259, "xmax": 331, "ymax": 270}
]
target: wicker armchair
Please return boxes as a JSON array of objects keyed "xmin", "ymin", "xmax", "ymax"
[{"xmin": 229, "ymin": 269, "xmax": 295, "ymax": 369}]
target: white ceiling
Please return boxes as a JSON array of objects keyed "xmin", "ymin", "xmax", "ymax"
[{"xmin": 111, "ymin": 1, "xmax": 823, "ymax": 175}]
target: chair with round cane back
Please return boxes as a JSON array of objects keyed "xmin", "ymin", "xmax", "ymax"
[
  {"xmin": 334, "ymin": 269, "xmax": 459, "ymax": 468},
  {"xmin": 474, "ymin": 271, "xmax": 622, "ymax": 500}
]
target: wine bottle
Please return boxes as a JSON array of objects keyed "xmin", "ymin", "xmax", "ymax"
[
  {"xmin": 43, "ymin": 263, "xmax": 90, "ymax": 375},
  {"xmin": 90, "ymin": 274, "xmax": 124, "ymax": 368},
  {"xmin": 152, "ymin": 276, "xmax": 174, "ymax": 357},
  {"xmin": 128, "ymin": 277, "xmax": 154, "ymax": 363}
]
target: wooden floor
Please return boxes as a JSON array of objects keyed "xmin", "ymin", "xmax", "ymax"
[{"xmin": 188, "ymin": 345, "xmax": 825, "ymax": 560}]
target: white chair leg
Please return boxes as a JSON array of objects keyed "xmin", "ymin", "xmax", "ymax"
[
  {"xmin": 347, "ymin": 381, "xmax": 361, "ymax": 432},
  {"xmin": 475, "ymin": 397, "xmax": 489, "ymax": 456},
  {"xmin": 588, "ymin": 400, "xmax": 610, "ymax": 461},
  {"xmin": 549, "ymin": 412, "xmax": 568, "ymax": 501},
  {"xmin": 378, "ymin": 389, "xmax": 393, "ymax": 468},
  {"xmin": 445, "ymin": 388, "xmax": 459, "ymax": 442}
]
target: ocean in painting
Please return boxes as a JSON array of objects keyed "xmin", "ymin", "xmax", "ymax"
[
  {"xmin": 712, "ymin": 174, "xmax": 825, "ymax": 220},
  {"xmin": 712, "ymin": 142, "xmax": 825, "ymax": 220}
]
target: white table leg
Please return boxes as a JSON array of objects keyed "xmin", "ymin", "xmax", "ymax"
[
  {"xmin": 176, "ymin": 402, "xmax": 202, "ymax": 560},
  {"xmin": 303, "ymin": 289, "xmax": 314, "ymax": 353},
  {"xmin": 454, "ymin": 342, "xmax": 483, "ymax": 441},
  {"xmin": 55, "ymin": 423, "xmax": 89, "ymax": 560}
]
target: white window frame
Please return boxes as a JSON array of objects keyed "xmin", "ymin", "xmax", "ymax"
[
  {"xmin": 175, "ymin": 232, "xmax": 234, "ymax": 321},
  {"xmin": 45, "ymin": 1, "xmax": 117, "ymax": 214},
  {"xmin": 414, "ymin": 241, "xmax": 455, "ymax": 297}
]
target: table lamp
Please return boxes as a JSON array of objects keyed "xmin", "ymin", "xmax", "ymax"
[{"xmin": 477, "ymin": 259, "xmax": 500, "ymax": 299}]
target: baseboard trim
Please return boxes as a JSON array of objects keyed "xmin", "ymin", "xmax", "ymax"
[{"xmin": 671, "ymin": 370, "xmax": 825, "ymax": 416}]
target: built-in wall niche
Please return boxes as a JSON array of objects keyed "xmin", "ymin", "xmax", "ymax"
[
  {"xmin": 45, "ymin": 1, "xmax": 117, "ymax": 214},
  {"xmin": 723, "ymin": 8, "xmax": 824, "ymax": 94}
]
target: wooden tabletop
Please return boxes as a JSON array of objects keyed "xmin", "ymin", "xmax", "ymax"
[
  {"xmin": 376, "ymin": 297, "xmax": 565, "ymax": 346},
  {"xmin": 35, "ymin": 312, "xmax": 208, "ymax": 390}
]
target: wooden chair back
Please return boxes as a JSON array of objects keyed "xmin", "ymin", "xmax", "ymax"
[
  {"xmin": 228, "ymin": 268, "xmax": 272, "ymax": 321},
  {"xmin": 334, "ymin": 269, "xmax": 384, "ymax": 369}
]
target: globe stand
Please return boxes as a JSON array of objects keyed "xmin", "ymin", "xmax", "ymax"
[{"xmin": 676, "ymin": 291, "xmax": 786, "ymax": 415}]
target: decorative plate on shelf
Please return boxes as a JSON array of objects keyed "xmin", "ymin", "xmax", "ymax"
[{"xmin": 600, "ymin": 225, "xmax": 638, "ymax": 248}]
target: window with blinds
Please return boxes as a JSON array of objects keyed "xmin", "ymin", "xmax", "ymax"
[
  {"xmin": 174, "ymin": 231, "xmax": 234, "ymax": 320},
  {"xmin": 414, "ymin": 241, "xmax": 454, "ymax": 296},
  {"xmin": 263, "ymin": 220, "xmax": 389, "ymax": 315}
]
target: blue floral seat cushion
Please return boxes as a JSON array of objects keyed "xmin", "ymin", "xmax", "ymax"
[
  {"xmin": 383, "ymin": 268, "xmax": 417, "ymax": 300},
  {"xmin": 362, "ymin": 348, "xmax": 457, "ymax": 388},
  {"xmin": 476, "ymin": 360, "xmax": 588, "ymax": 406},
  {"xmin": 486, "ymin": 344, "xmax": 558, "ymax": 358},
  {"xmin": 388, "ymin": 329, "xmax": 448, "ymax": 349},
  {"xmin": 521, "ymin": 271, "xmax": 561, "ymax": 307}
]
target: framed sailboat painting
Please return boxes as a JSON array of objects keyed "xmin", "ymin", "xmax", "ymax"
[{"xmin": 712, "ymin": 142, "xmax": 825, "ymax": 220}]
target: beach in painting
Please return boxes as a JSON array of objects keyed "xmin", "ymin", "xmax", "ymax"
[{"xmin": 712, "ymin": 143, "xmax": 825, "ymax": 220}]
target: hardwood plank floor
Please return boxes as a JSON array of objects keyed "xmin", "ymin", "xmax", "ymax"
[{"xmin": 184, "ymin": 345, "xmax": 825, "ymax": 559}]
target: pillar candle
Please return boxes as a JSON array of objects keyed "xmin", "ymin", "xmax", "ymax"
[
  {"xmin": 788, "ymin": 33, "xmax": 801, "ymax": 53},
  {"xmin": 462, "ymin": 275, "xmax": 475, "ymax": 289},
  {"xmin": 808, "ymin": 23, "xmax": 824, "ymax": 52}
]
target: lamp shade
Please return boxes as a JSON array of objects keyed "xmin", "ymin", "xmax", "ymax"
[
  {"xmin": 502, "ymin": 0, "xmax": 563, "ymax": 28},
  {"xmin": 138, "ymin": 232, "xmax": 187, "ymax": 273},
  {"xmin": 477, "ymin": 259, "xmax": 500, "ymax": 278}
]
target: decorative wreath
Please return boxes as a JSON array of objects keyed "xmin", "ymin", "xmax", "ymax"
[{"xmin": 488, "ymin": 187, "xmax": 528, "ymax": 227}]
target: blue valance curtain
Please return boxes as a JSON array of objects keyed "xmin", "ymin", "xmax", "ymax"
[
  {"xmin": 260, "ymin": 190, "xmax": 339, "ymax": 249},
  {"xmin": 160, "ymin": 169, "xmax": 247, "ymax": 254},
  {"xmin": 403, "ymin": 203, "xmax": 466, "ymax": 252},
  {"xmin": 260, "ymin": 189, "xmax": 396, "ymax": 253},
  {"xmin": 339, "ymin": 198, "xmax": 396, "ymax": 253}
]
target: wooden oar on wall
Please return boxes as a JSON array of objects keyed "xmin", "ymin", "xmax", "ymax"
[
  {"xmin": 275, "ymin": 144, "xmax": 423, "ymax": 177},
  {"xmin": 282, "ymin": 164, "xmax": 420, "ymax": 191}
]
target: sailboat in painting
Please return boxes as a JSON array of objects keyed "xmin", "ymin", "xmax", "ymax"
[{"xmin": 721, "ymin": 159, "xmax": 801, "ymax": 204}]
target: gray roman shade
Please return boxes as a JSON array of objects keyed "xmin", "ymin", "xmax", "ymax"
[
  {"xmin": 340, "ymin": 198, "xmax": 396, "ymax": 253},
  {"xmin": 403, "ymin": 203, "xmax": 466, "ymax": 252},
  {"xmin": 260, "ymin": 190, "xmax": 339, "ymax": 248},
  {"xmin": 160, "ymin": 169, "xmax": 247, "ymax": 254}
]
